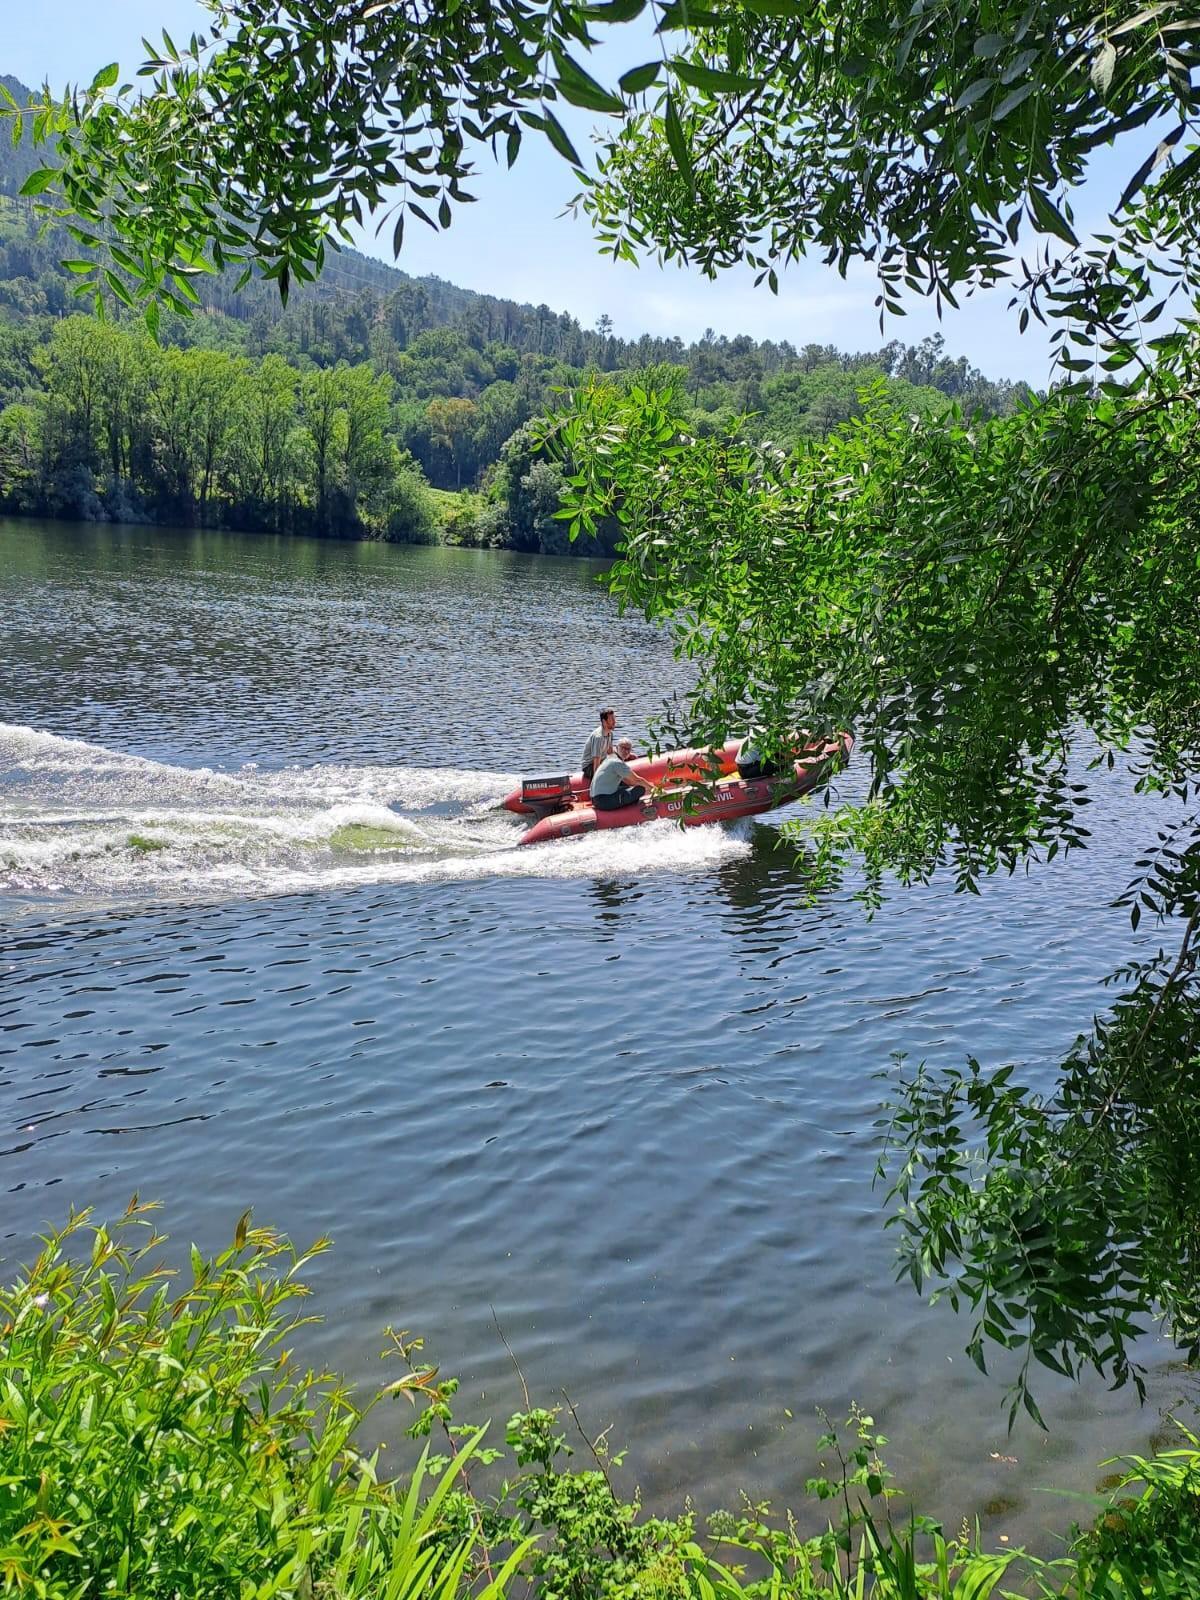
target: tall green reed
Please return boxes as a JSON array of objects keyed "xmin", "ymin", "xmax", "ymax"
[{"xmin": 0, "ymin": 1200, "xmax": 529, "ymax": 1598}]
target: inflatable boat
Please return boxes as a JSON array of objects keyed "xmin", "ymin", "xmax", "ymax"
[
  {"xmin": 502, "ymin": 739, "xmax": 743, "ymax": 815},
  {"xmin": 515, "ymin": 734, "xmax": 853, "ymax": 848}
]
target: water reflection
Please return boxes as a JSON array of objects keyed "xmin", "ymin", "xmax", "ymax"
[
  {"xmin": 713, "ymin": 829, "xmax": 806, "ymax": 916},
  {"xmin": 589, "ymin": 876, "xmax": 642, "ymax": 928}
]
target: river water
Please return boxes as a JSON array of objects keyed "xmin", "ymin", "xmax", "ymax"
[{"xmin": 0, "ymin": 517, "xmax": 1192, "ymax": 1547}]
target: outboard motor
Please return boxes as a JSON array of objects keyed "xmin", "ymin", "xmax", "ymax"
[{"xmin": 520, "ymin": 774, "xmax": 573, "ymax": 816}]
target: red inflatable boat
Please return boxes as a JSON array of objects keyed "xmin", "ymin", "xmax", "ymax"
[
  {"xmin": 502, "ymin": 739, "xmax": 743, "ymax": 816},
  {"xmin": 514, "ymin": 734, "xmax": 852, "ymax": 848}
]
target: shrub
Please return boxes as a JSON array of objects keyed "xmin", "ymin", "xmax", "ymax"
[
  {"xmin": 385, "ymin": 463, "xmax": 439, "ymax": 544},
  {"xmin": 435, "ymin": 490, "xmax": 491, "ymax": 547}
]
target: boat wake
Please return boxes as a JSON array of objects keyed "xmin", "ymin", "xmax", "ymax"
[{"xmin": 0, "ymin": 722, "xmax": 750, "ymax": 904}]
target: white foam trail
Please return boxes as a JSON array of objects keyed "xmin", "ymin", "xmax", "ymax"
[
  {"xmin": 0, "ymin": 722, "xmax": 750, "ymax": 902},
  {"xmin": 0, "ymin": 722, "xmax": 508, "ymax": 813}
]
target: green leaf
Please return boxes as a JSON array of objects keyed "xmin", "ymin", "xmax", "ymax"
[
  {"xmin": 973, "ymin": 34, "xmax": 1006, "ymax": 57},
  {"xmin": 663, "ymin": 93, "xmax": 693, "ymax": 184},
  {"xmin": 993, "ymin": 80, "xmax": 1036, "ymax": 120},
  {"xmin": 555, "ymin": 79, "xmax": 625, "ymax": 114},
  {"xmin": 19, "ymin": 167, "xmax": 58, "ymax": 197},
  {"xmin": 619, "ymin": 61, "xmax": 661, "ymax": 95},
  {"xmin": 1000, "ymin": 47, "xmax": 1040, "ymax": 84},
  {"xmin": 954, "ymin": 77, "xmax": 995, "ymax": 111},
  {"xmin": 497, "ymin": 33, "xmax": 536, "ymax": 73},
  {"xmin": 543, "ymin": 109, "xmax": 583, "ymax": 168},
  {"xmin": 1091, "ymin": 39, "xmax": 1117, "ymax": 95},
  {"xmin": 89, "ymin": 62, "xmax": 120, "ymax": 93},
  {"xmin": 552, "ymin": 50, "xmax": 624, "ymax": 114},
  {"xmin": 670, "ymin": 58, "xmax": 758, "ymax": 95},
  {"xmin": 1028, "ymin": 185, "xmax": 1078, "ymax": 246},
  {"xmin": 655, "ymin": 0, "xmax": 726, "ymax": 23},
  {"xmin": 582, "ymin": 0, "xmax": 647, "ymax": 18},
  {"xmin": 1117, "ymin": 121, "xmax": 1186, "ymax": 211}
]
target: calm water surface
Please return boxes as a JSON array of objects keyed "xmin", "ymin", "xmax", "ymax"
[{"xmin": 0, "ymin": 517, "xmax": 1192, "ymax": 1548}]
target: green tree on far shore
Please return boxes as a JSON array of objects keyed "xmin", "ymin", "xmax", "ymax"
[{"xmin": 5, "ymin": 317, "xmax": 435, "ymax": 540}]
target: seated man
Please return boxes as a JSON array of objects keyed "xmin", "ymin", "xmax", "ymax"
[
  {"xmin": 590, "ymin": 738, "xmax": 649, "ymax": 810},
  {"xmin": 735, "ymin": 733, "xmax": 781, "ymax": 782}
]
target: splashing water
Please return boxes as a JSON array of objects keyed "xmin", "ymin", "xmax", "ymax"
[{"xmin": 0, "ymin": 722, "xmax": 751, "ymax": 904}]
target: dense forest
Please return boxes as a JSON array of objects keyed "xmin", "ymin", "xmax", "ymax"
[{"xmin": 0, "ymin": 73, "xmax": 1029, "ymax": 554}]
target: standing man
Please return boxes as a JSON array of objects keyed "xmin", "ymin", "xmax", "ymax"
[{"xmin": 582, "ymin": 707, "xmax": 616, "ymax": 785}]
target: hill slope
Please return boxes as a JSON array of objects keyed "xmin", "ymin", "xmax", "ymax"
[{"xmin": 0, "ymin": 74, "xmax": 1026, "ymax": 413}]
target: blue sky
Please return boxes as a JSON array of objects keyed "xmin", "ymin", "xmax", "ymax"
[{"xmin": 6, "ymin": 3, "xmax": 1141, "ymax": 383}]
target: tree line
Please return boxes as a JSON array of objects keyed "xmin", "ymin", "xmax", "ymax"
[
  {"xmin": 0, "ymin": 295, "xmax": 1029, "ymax": 554},
  {"xmin": 0, "ymin": 75, "xmax": 1030, "ymax": 555},
  {"xmin": 0, "ymin": 316, "xmax": 437, "ymax": 540}
]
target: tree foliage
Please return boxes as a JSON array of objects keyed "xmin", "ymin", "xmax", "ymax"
[
  {"xmin": 584, "ymin": 2, "xmax": 1200, "ymax": 358},
  {"xmin": 5, "ymin": 0, "xmax": 632, "ymax": 318}
]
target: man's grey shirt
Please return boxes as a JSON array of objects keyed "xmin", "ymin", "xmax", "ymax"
[{"xmin": 590, "ymin": 755, "xmax": 638, "ymax": 797}]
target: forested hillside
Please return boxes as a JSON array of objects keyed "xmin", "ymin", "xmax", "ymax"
[{"xmin": 0, "ymin": 73, "xmax": 1029, "ymax": 552}]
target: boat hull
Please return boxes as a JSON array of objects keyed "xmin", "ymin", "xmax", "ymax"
[
  {"xmin": 502, "ymin": 739, "xmax": 742, "ymax": 815},
  {"xmin": 517, "ymin": 734, "xmax": 852, "ymax": 847}
]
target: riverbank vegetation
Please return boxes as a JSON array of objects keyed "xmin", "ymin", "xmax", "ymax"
[{"xmin": 4, "ymin": 1204, "xmax": 1199, "ymax": 1599}]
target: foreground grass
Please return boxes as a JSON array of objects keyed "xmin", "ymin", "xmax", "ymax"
[{"xmin": 1, "ymin": 1204, "xmax": 1197, "ymax": 1598}]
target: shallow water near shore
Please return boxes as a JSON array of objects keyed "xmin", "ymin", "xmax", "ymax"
[{"xmin": 1, "ymin": 516, "xmax": 1194, "ymax": 1548}]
